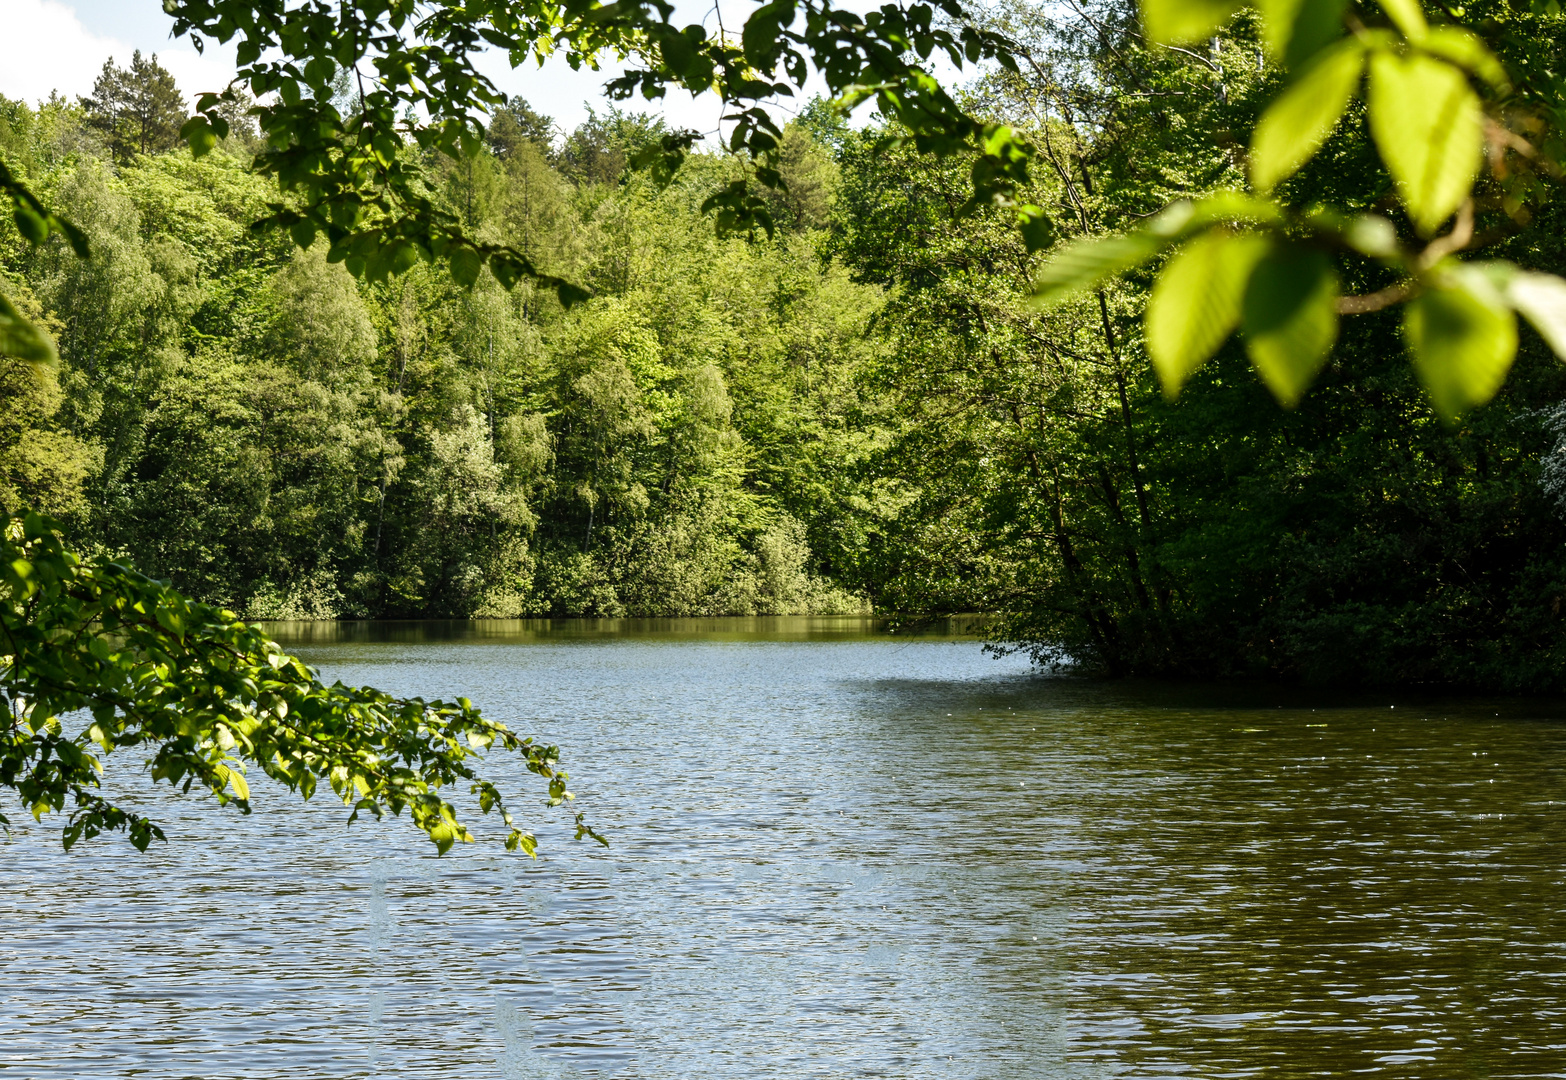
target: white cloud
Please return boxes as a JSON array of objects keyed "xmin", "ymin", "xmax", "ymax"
[
  {"xmin": 0, "ymin": 0, "xmax": 235, "ymax": 106},
  {"xmin": 149, "ymin": 40, "xmax": 240, "ymax": 104},
  {"xmin": 0, "ymin": 0, "xmax": 119, "ymax": 103}
]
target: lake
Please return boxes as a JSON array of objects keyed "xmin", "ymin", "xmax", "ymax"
[{"xmin": 4, "ymin": 617, "xmax": 1566, "ymax": 1078}]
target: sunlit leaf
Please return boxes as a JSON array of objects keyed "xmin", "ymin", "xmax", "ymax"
[
  {"xmin": 1257, "ymin": 0, "xmax": 1347, "ymax": 69},
  {"xmin": 429, "ymin": 821, "xmax": 457, "ymax": 854},
  {"xmin": 1367, "ymin": 50, "xmax": 1483, "ymax": 235},
  {"xmin": 1339, "ymin": 214, "xmax": 1400, "ymax": 258},
  {"xmin": 1033, "ymin": 193, "xmax": 1279, "ymax": 308},
  {"xmin": 3, "ymin": 508, "xmax": 596, "ymax": 855},
  {"xmin": 1142, "ymin": 0, "xmax": 1244, "ymax": 44},
  {"xmin": 1145, "ymin": 230, "xmax": 1271, "ymax": 397},
  {"xmin": 1153, "ymin": 190, "xmax": 1287, "ymax": 233},
  {"xmin": 1376, "ymin": 0, "xmax": 1428, "ymax": 40},
  {"xmin": 1031, "ymin": 232, "xmax": 1171, "ymax": 307},
  {"xmin": 0, "ymin": 288, "xmax": 58, "ymax": 366},
  {"xmin": 1404, "ymin": 270, "xmax": 1518, "ymax": 418},
  {"xmin": 1421, "ymin": 26, "xmax": 1510, "ymax": 90},
  {"xmin": 179, "ymin": 116, "xmax": 217, "ymax": 157},
  {"xmin": 1505, "ymin": 271, "xmax": 1566, "ymax": 359},
  {"xmin": 1251, "ymin": 38, "xmax": 1365, "ymax": 191},
  {"xmin": 1242, "ymin": 245, "xmax": 1340, "ymax": 405}
]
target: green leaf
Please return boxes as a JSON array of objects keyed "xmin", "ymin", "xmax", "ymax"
[
  {"xmin": 60, "ymin": 221, "xmax": 88, "ymax": 259},
  {"xmin": 0, "ymin": 287, "xmax": 59, "ymax": 366},
  {"xmin": 1031, "ymin": 232, "xmax": 1170, "ymax": 307},
  {"xmin": 490, "ymin": 255, "xmax": 521, "ymax": 290},
  {"xmin": 449, "ymin": 245, "xmax": 483, "ymax": 288},
  {"xmin": 1034, "ymin": 193, "xmax": 1283, "ymax": 310},
  {"xmin": 1152, "ymin": 191, "xmax": 1288, "ymax": 235},
  {"xmin": 1145, "ymin": 230, "xmax": 1271, "ymax": 397},
  {"xmin": 13, "ymin": 203, "xmax": 47, "ymax": 244},
  {"xmin": 388, "ymin": 242, "xmax": 421, "ymax": 276},
  {"xmin": 1257, "ymin": 0, "xmax": 1347, "ymax": 70},
  {"xmin": 1505, "ymin": 271, "xmax": 1566, "ymax": 359},
  {"xmin": 1404, "ymin": 270, "xmax": 1518, "ymax": 418},
  {"xmin": 428, "ymin": 820, "xmax": 457, "ymax": 854},
  {"xmin": 180, "ymin": 116, "xmax": 218, "ymax": 157},
  {"xmin": 289, "ymin": 219, "xmax": 317, "ymax": 249},
  {"xmin": 1251, "ymin": 38, "xmax": 1365, "ymax": 191},
  {"xmin": 1142, "ymin": 0, "xmax": 1244, "ymax": 44},
  {"xmin": 1367, "ymin": 50, "xmax": 1483, "ymax": 235},
  {"xmin": 1376, "ymin": 0, "xmax": 1428, "ymax": 40},
  {"xmin": 1242, "ymin": 245, "xmax": 1340, "ymax": 405},
  {"xmin": 1421, "ymin": 26, "xmax": 1510, "ymax": 91},
  {"xmin": 556, "ymin": 282, "xmax": 592, "ymax": 308},
  {"xmin": 1339, "ymin": 214, "xmax": 1400, "ymax": 258},
  {"xmin": 1018, "ymin": 206, "xmax": 1054, "ymax": 253}
]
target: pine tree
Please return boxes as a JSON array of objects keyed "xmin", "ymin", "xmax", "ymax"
[{"xmin": 81, "ymin": 51, "xmax": 186, "ymax": 161}]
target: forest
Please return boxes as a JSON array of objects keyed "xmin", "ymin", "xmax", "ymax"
[{"xmin": 4, "ymin": 0, "xmax": 1566, "ymax": 690}]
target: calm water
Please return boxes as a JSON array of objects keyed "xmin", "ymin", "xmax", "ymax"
[{"xmin": 5, "ymin": 617, "xmax": 1566, "ymax": 1078}]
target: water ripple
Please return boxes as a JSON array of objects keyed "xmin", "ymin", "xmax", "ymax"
[{"xmin": 4, "ymin": 629, "xmax": 1565, "ymax": 1078}]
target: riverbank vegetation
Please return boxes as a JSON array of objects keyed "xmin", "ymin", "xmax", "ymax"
[
  {"xmin": 2, "ymin": 79, "xmax": 875, "ymax": 620},
  {"xmin": 5, "ymin": 0, "xmax": 1566, "ymax": 690}
]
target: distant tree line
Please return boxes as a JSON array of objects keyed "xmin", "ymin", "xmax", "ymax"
[{"xmin": 1, "ymin": 56, "xmax": 867, "ymax": 620}]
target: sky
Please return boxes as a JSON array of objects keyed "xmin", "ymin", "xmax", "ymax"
[{"xmin": 0, "ymin": 0, "xmax": 860, "ymax": 138}]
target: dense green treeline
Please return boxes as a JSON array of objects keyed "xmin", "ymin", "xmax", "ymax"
[
  {"xmin": 0, "ymin": 72, "xmax": 877, "ymax": 619},
  {"xmin": 5, "ymin": 2, "xmax": 1566, "ymax": 690},
  {"xmin": 827, "ymin": 0, "xmax": 1566, "ymax": 689}
]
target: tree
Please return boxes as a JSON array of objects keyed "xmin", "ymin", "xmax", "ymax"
[
  {"xmin": 487, "ymin": 99, "xmax": 555, "ymax": 157},
  {"xmin": 822, "ymin": 0, "xmax": 1566, "ymax": 687},
  {"xmin": 81, "ymin": 52, "xmax": 188, "ymax": 162},
  {"xmin": 160, "ymin": 0, "xmax": 1039, "ymax": 298},
  {"xmin": 558, "ymin": 106, "xmax": 669, "ymax": 187},
  {"xmin": 1, "ymin": 510, "xmax": 605, "ymax": 852},
  {"xmin": 0, "ymin": 282, "xmax": 92, "ymax": 519},
  {"xmin": 9, "ymin": 0, "xmax": 1561, "ymax": 408},
  {"xmin": 1033, "ymin": 0, "xmax": 1566, "ymax": 419},
  {"xmin": 0, "ymin": 0, "xmax": 1022, "ymax": 362}
]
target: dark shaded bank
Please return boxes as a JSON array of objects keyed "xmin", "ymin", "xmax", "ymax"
[{"xmin": 259, "ymin": 614, "xmax": 993, "ymax": 646}]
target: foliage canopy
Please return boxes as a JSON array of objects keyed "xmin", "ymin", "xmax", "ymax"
[
  {"xmin": 1034, "ymin": 0, "xmax": 1566, "ymax": 418},
  {"xmin": 1, "ymin": 510, "xmax": 603, "ymax": 853},
  {"xmin": 161, "ymin": 0, "xmax": 1041, "ymax": 297},
  {"xmin": 82, "ymin": 52, "xmax": 189, "ymax": 163}
]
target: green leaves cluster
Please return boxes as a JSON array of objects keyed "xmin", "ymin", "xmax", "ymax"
[
  {"xmin": 1, "ymin": 511, "xmax": 603, "ymax": 853},
  {"xmin": 1, "ymin": 159, "xmax": 86, "ymax": 366},
  {"xmin": 0, "ymin": 289, "xmax": 57, "ymax": 368},
  {"xmin": 0, "ymin": 101, "xmax": 873, "ymax": 622},
  {"xmin": 830, "ymin": 19, "xmax": 1566, "ymax": 691},
  {"xmin": 1035, "ymin": 0, "xmax": 1566, "ymax": 419},
  {"xmin": 164, "ymin": 0, "xmax": 1048, "ymax": 304}
]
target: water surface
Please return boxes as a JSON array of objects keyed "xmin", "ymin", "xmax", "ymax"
[{"xmin": 4, "ymin": 618, "xmax": 1565, "ymax": 1078}]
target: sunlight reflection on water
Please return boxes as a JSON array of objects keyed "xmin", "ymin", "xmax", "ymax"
[{"xmin": 5, "ymin": 619, "xmax": 1566, "ymax": 1078}]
